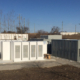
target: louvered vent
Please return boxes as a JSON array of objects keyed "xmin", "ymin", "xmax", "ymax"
[
  {"xmin": 23, "ymin": 45, "xmax": 28, "ymax": 58},
  {"xmin": 38, "ymin": 45, "xmax": 43, "ymax": 57},
  {"xmin": 31, "ymin": 45, "xmax": 35, "ymax": 57},
  {"xmin": 15, "ymin": 45, "xmax": 20, "ymax": 58}
]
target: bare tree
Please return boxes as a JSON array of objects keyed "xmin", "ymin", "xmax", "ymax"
[
  {"xmin": 16, "ymin": 26, "xmax": 29, "ymax": 33},
  {"xmin": 50, "ymin": 26, "xmax": 60, "ymax": 34},
  {"xmin": 37, "ymin": 30, "xmax": 48, "ymax": 34},
  {"xmin": 0, "ymin": 10, "xmax": 2, "ymax": 33},
  {"xmin": 7, "ymin": 10, "xmax": 15, "ymax": 32}
]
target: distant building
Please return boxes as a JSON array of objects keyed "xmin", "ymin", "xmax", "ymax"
[
  {"xmin": 60, "ymin": 32, "xmax": 79, "ymax": 35},
  {"xmin": 0, "ymin": 33, "xmax": 28, "ymax": 40},
  {"xmin": 40, "ymin": 35, "xmax": 62, "ymax": 39}
]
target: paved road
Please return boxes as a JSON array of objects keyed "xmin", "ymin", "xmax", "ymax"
[{"xmin": 0, "ymin": 56, "xmax": 80, "ymax": 71}]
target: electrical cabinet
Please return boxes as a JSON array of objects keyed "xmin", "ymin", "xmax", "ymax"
[
  {"xmin": 29, "ymin": 41, "xmax": 36, "ymax": 60},
  {"xmin": 11, "ymin": 42, "xmax": 21, "ymax": 62},
  {"xmin": 51, "ymin": 39, "xmax": 79, "ymax": 62},
  {"xmin": 36, "ymin": 41, "xmax": 44, "ymax": 60}
]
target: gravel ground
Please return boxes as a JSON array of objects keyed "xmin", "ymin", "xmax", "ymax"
[
  {"xmin": 0, "ymin": 65, "xmax": 80, "ymax": 80},
  {"xmin": 0, "ymin": 56, "xmax": 80, "ymax": 70},
  {"xmin": 0, "ymin": 56, "xmax": 79, "ymax": 80}
]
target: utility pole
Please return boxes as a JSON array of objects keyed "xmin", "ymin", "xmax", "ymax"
[
  {"xmin": 4, "ymin": 15, "xmax": 6, "ymax": 32},
  {"xmin": 17, "ymin": 14, "xmax": 22, "ymax": 33},
  {"xmin": 0, "ymin": 20, "xmax": 1, "ymax": 33},
  {"xmin": 13, "ymin": 20, "xmax": 15, "ymax": 32},
  {"xmin": 75, "ymin": 25, "xmax": 76, "ymax": 34},
  {"xmin": 0, "ymin": 10, "xmax": 2, "ymax": 33},
  {"xmin": 18, "ymin": 14, "xmax": 21, "ymax": 28},
  {"xmin": 24, "ymin": 18, "xmax": 25, "ymax": 33},
  {"xmin": 28, "ymin": 19, "xmax": 30, "ymax": 33},
  {"xmin": 3, "ymin": 15, "xmax": 6, "ymax": 40},
  {"xmin": 8, "ymin": 19, "xmax": 9, "ymax": 31},
  {"xmin": 62, "ymin": 21, "xmax": 63, "ymax": 32}
]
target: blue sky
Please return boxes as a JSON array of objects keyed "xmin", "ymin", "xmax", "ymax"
[{"xmin": 0, "ymin": 0, "xmax": 80, "ymax": 32}]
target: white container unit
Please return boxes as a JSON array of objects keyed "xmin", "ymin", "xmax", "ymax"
[
  {"xmin": 11, "ymin": 42, "xmax": 21, "ymax": 62},
  {"xmin": 36, "ymin": 41, "xmax": 44, "ymax": 60},
  {"xmin": 21, "ymin": 42, "xmax": 29, "ymax": 61},
  {"xmin": 1, "ymin": 41, "xmax": 10, "ymax": 60},
  {"xmin": 30, "ymin": 41, "xmax": 36, "ymax": 60}
]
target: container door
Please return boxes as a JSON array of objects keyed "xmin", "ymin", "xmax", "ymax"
[
  {"xmin": 37, "ymin": 42, "xmax": 44, "ymax": 60},
  {"xmin": 14, "ymin": 42, "xmax": 21, "ymax": 62},
  {"xmin": 15, "ymin": 45, "xmax": 21, "ymax": 61},
  {"xmin": 22, "ymin": 42, "xmax": 29, "ymax": 61}
]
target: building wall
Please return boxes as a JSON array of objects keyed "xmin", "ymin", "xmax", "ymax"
[
  {"xmin": 48, "ymin": 35, "xmax": 62, "ymax": 39},
  {"xmin": 51, "ymin": 39, "xmax": 78, "ymax": 61},
  {"xmin": 40, "ymin": 35, "xmax": 62, "ymax": 39},
  {"xmin": 60, "ymin": 32, "xmax": 78, "ymax": 35}
]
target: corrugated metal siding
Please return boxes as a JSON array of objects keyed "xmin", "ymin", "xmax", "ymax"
[{"xmin": 51, "ymin": 40, "xmax": 78, "ymax": 61}]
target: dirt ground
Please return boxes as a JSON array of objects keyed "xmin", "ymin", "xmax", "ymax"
[
  {"xmin": 0, "ymin": 65, "xmax": 79, "ymax": 80},
  {"xmin": 28, "ymin": 33, "xmax": 80, "ymax": 40}
]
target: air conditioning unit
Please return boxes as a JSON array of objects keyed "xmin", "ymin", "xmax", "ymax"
[
  {"xmin": 1, "ymin": 41, "xmax": 10, "ymax": 60},
  {"xmin": 11, "ymin": 41, "xmax": 21, "ymax": 62},
  {"xmin": 21, "ymin": 42, "xmax": 29, "ymax": 61},
  {"xmin": 36, "ymin": 41, "xmax": 45, "ymax": 60},
  {"xmin": 30, "ymin": 41, "xmax": 36, "ymax": 60}
]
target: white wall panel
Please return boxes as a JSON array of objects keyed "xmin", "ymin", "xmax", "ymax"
[{"xmin": 1, "ymin": 41, "xmax": 10, "ymax": 60}]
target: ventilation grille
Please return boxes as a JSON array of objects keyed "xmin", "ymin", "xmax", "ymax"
[
  {"xmin": 38, "ymin": 45, "xmax": 43, "ymax": 57},
  {"xmin": 15, "ymin": 45, "xmax": 20, "ymax": 58},
  {"xmin": 23, "ymin": 45, "xmax": 28, "ymax": 58},
  {"xmin": 31, "ymin": 45, "xmax": 35, "ymax": 57}
]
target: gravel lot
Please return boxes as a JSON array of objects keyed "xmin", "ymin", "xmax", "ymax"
[
  {"xmin": 0, "ymin": 56, "xmax": 79, "ymax": 80},
  {"xmin": 0, "ymin": 56, "xmax": 80, "ymax": 70},
  {"xmin": 0, "ymin": 65, "xmax": 80, "ymax": 80}
]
